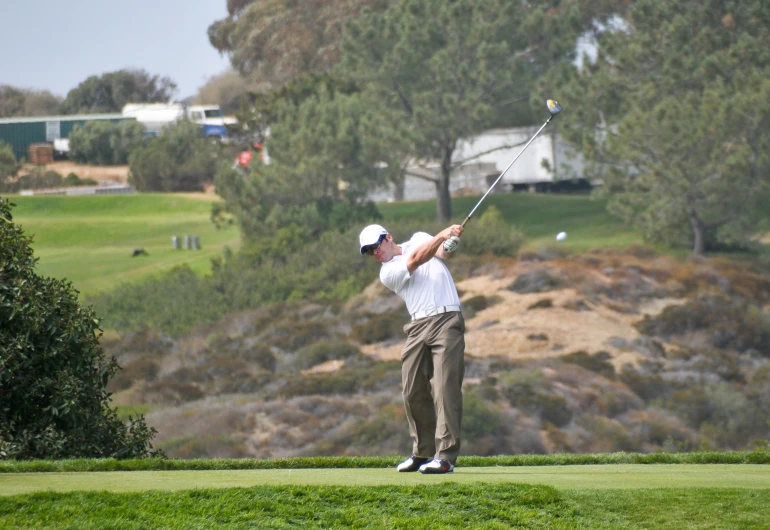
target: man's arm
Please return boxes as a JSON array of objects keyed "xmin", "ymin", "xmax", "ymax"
[{"xmin": 406, "ymin": 225, "xmax": 464, "ymax": 274}]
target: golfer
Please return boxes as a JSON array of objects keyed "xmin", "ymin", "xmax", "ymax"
[{"xmin": 359, "ymin": 223, "xmax": 465, "ymax": 474}]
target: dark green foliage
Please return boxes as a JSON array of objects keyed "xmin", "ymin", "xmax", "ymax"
[
  {"xmin": 462, "ymin": 388, "xmax": 502, "ymax": 440},
  {"xmin": 528, "ymin": 298, "xmax": 554, "ymax": 310},
  {"xmin": 462, "ymin": 294, "xmax": 502, "ymax": 313},
  {"xmin": 561, "ymin": 351, "xmax": 616, "ymax": 380},
  {"xmin": 0, "ymin": 198, "xmax": 159, "ymax": 459},
  {"xmin": 618, "ymin": 363, "xmax": 669, "ymax": 403},
  {"xmin": 63, "ymin": 173, "xmax": 97, "ymax": 187},
  {"xmin": 206, "ymin": 336, "xmax": 277, "ymax": 372},
  {"xmin": 109, "ymin": 359, "xmax": 161, "ymax": 392},
  {"xmin": 0, "ymin": 85, "xmax": 61, "ymax": 117},
  {"xmin": 69, "ymin": 120, "xmax": 146, "ymax": 165},
  {"xmin": 0, "ymin": 142, "xmax": 20, "ymax": 191},
  {"xmin": 508, "ymin": 269, "xmax": 564, "ymax": 293},
  {"xmin": 128, "ymin": 121, "xmax": 221, "ymax": 192},
  {"xmin": 293, "ymin": 341, "xmax": 362, "ymax": 370},
  {"xmin": 60, "ymin": 69, "xmax": 176, "ymax": 114},
  {"xmin": 2, "ymin": 168, "xmax": 63, "ymax": 193},
  {"xmin": 458, "ymin": 206, "xmax": 526, "ymax": 257},
  {"xmin": 350, "ymin": 311, "xmax": 408, "ymax": 345},
  {"xmin": 636, "ymin": 295, "xmax": 770, "ymax": 354}
]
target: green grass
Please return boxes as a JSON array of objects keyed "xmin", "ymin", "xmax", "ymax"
[
  {"xmin": 1, "ymin": 455, "xmax": 768, "ymax": 528},
  {"xmin": 8, "ymin": 194, "xmax": 240, "ymax": 297},
  {"xmin": 2, "ymin": 452, "xmax": 769, "ymax": 473},
  {"xmin": 1, "ymin": 478, "xmax": 769, "ymax": 529}
]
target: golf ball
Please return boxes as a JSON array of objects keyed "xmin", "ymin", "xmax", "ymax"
[{"xmin": 556, "ymin": 232, "xmax": 567, "ymax": 241}]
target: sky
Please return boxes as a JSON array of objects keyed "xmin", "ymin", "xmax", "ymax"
[{"xmin": 0, "ymin": 0, "xmax": 232, "ymax": 100}]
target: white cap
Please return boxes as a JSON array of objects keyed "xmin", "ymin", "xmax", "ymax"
[{"xmin": 359, "ymin": 224, "xmax": 388, "ymax": 254}]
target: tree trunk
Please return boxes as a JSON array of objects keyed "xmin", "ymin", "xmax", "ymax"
[
  {"xmin": 436, "ymin": 150, "xmax": 453, "ymax": 223},
  {"xmin": 688, "ymin": 211, "xmax": 705, "ymax": 256}
]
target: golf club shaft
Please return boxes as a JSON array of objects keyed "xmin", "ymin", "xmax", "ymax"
[{"xmin": 460, "ymin": 115, "xmax": 555, "ymax": 227}]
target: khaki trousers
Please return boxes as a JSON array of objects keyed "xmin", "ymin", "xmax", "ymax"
[{"xmin": 401, "ymin": 311, "xmax": 465, "ymax": 465}]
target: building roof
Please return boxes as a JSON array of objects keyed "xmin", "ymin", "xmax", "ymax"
[{"xmin": 0, "ymin": 113, "xmax": 129, "ymax": 125}]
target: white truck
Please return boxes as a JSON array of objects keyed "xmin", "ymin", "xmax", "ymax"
[{"xmin": 121, "ymin": 103, "xmax": 235, "ymax": 139}]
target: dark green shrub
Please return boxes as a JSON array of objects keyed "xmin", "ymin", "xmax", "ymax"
[
  {"xmin": 350, "ymin": 311, "xmax": 408, "ymax": 344},
  {"xmin": 560, "ymin": 351, "xmax": 616, "ymax": 380},
  {"xmin": 269, "ymin": 320, "xmax": 331, "ymax": 351},
  {"xmin": 63, "ymin": 172, "xmax": 98, "ymax": 187},
  {"xmin": 293, "ymin": 340, "xmax": 362, "ymax": 370},
  {"xmin": 128, "ymin": 120, "xmax": 220, "ymax": 191},
  {"xmin": 508, "ymin": 269, "xmax": 564, "ymax": 293},
  {"xmin": 459, "ymin": 206, "xmax": 525, "ymax": 257},
  {"xmin": 618, "ymin": 364, "xmax": 669, "ymax": 402},
  {"xmin": 527, "ymin": 298, "xmax": 553, "ymax": 310},
  {"xmin": 538, "ymin": 394, "xmax": 573, "ymax": 427},
  {"xmin": 143, "ymin": 381, "xmax": 205, "ymax": 404},
  {"xmin": 109, "ymin": 359, "xmax": 161, "ymax": 392},
  {"xmin": 69, "ymin": 120, "xmax": 145, "ymax": 165},
  {"xmin": 636, "ymin": 295, "xmax": 770, "ymax": 354},
  {"xmin": 463, "ymin": 388, "xmax": 502, "ymax": 440},
  {"xmin": 13, "ymin": 168, "xmax": 63, "ymax": 191},
  {"xmin": 463, "ymin": 294, "xmax": 503, "ymax": 312},
  {"xmin": 279, "ymin": 372, "xmax": 360, "ymax": 397},
  {"xmin": 0, "ymin": 141, "xmax": 20, "ymax": 192},
  {"xmin": 0, "ymin": 198, "xmax": 159, "ymax": 459}
]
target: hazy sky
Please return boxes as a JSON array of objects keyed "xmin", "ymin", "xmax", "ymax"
[{"xmin": 0, "ymin": 0, "xmax": 232, "ymax": 99}]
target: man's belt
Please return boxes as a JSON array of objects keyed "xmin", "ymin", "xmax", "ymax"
[{"xmin": 410, "ymin": 305, "xmax": 461, "ymax": 321}]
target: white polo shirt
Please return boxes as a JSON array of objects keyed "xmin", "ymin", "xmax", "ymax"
[{"xmin": 379, "ymin": 232, "xmax": 461, "ymax": 316}]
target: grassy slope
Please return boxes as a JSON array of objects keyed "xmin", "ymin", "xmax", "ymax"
[
  {"xmin": 380, "ymin": 193, "xmax": 642, "ymax": 251},
  {"xmin": 6, "ymin": 192, "xmax": 639, "ymax": 299},
  {"xmin": 8, "ymin": 194, "xmax": 240, "ymax": 297}
]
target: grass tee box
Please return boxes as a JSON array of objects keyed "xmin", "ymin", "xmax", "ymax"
[{"xmin": 8, "ymin": 194, "xmax": 240, "ymax": 297}]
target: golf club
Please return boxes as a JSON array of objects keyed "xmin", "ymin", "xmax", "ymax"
[{"xmin": 443, "ymin": 99, "xmax": 563, "ymax": 253}]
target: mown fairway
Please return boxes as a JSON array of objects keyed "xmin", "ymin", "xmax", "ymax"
[
  {"xmin": 7, "ymin": 192, "xmax": 639, "ymax": 299},
  {"xmin": 380, "ymin": 192, "xmax": 641, "ymax": 251},
  {"xmin": 8, "ymin": 194, "xmax": 240, "ymax": 297},
  {"xmin": 1, "ymin": 465, "xmax": 769, "ymax": 529}
]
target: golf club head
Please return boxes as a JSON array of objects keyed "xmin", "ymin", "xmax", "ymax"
[{"xmin": 547, "ymin": 99, "xmax": 563, "ymax": 115}]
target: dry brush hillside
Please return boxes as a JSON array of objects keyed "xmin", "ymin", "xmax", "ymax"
[{"xmin": 104, "ymin": 247, "xmax": 770, "ymax": 459}]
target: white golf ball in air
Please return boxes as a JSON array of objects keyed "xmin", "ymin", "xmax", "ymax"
[{"xmin": 556, "ymin": 231, "xmax": 567, "ymax": 241}]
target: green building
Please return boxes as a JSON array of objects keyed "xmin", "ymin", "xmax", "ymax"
[{"xmin": 0, "ymin": 114, "xmax": 135, "ymax": 161}]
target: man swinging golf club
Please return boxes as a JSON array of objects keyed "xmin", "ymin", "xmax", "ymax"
[{"xmin": 359, "ymin": 222, "xmax": 465, "ymax": 474}]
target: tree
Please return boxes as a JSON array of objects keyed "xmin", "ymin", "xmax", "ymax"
[
  {"xmin": 0, "ymin": 198, "xmax": 160, "ymax": 459},
  {"xmin": 554, "ymin": 0, "xmax": 770, "ymax": 255},
  {"xmin": 0, "ymin": 142, "xmax": 20, "ymax": 192},
  {"xmin": 61, "ymin": 69, "xmax": 177, "ymax": 114},
  {"xmin": 128, "ymin": 121, "xmax": 221, "ymax": 191},
  {"xmin": 207, "ymin": 0, "xmax": 391, "ymax": 88},
  {"xmin": 69, "ymin": 120, "xmax": 146, "ymax": 165},
  {"xmin": 0, "ymin": 85, "xmax": 61, "ymax": 117},
  {"xmin": 215, "ymin": 78, "xmax": 389, "ymax": 243},
  {"xmin": 194, "ymin": 70, "xmax": 259, "ymax": 115},
  {"xmin": 339, "ymin": 0, "xmax": 582, "ymax": 222}
]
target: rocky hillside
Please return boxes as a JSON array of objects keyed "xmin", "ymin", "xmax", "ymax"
[{"xmin": 104, "ymin": 247, "xmax": 770, "ymax": 459}]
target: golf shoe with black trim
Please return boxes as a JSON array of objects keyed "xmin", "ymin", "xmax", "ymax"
[
  {"xmin": 418, "ymin": 458, "xmax": 454, "ymax": 474},
  {"xmin": 396, "ymin": 455, "xmax": 430, "ymax": 472}
]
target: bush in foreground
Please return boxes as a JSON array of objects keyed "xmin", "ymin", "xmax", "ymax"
[{"xmin": 0, "ymin": 198, "xmax": 161, "ymax": 459}]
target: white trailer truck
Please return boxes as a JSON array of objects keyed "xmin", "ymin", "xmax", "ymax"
[{"xmin": 121, "ymin": 103, "xmax": 235, "ymax": 139}]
